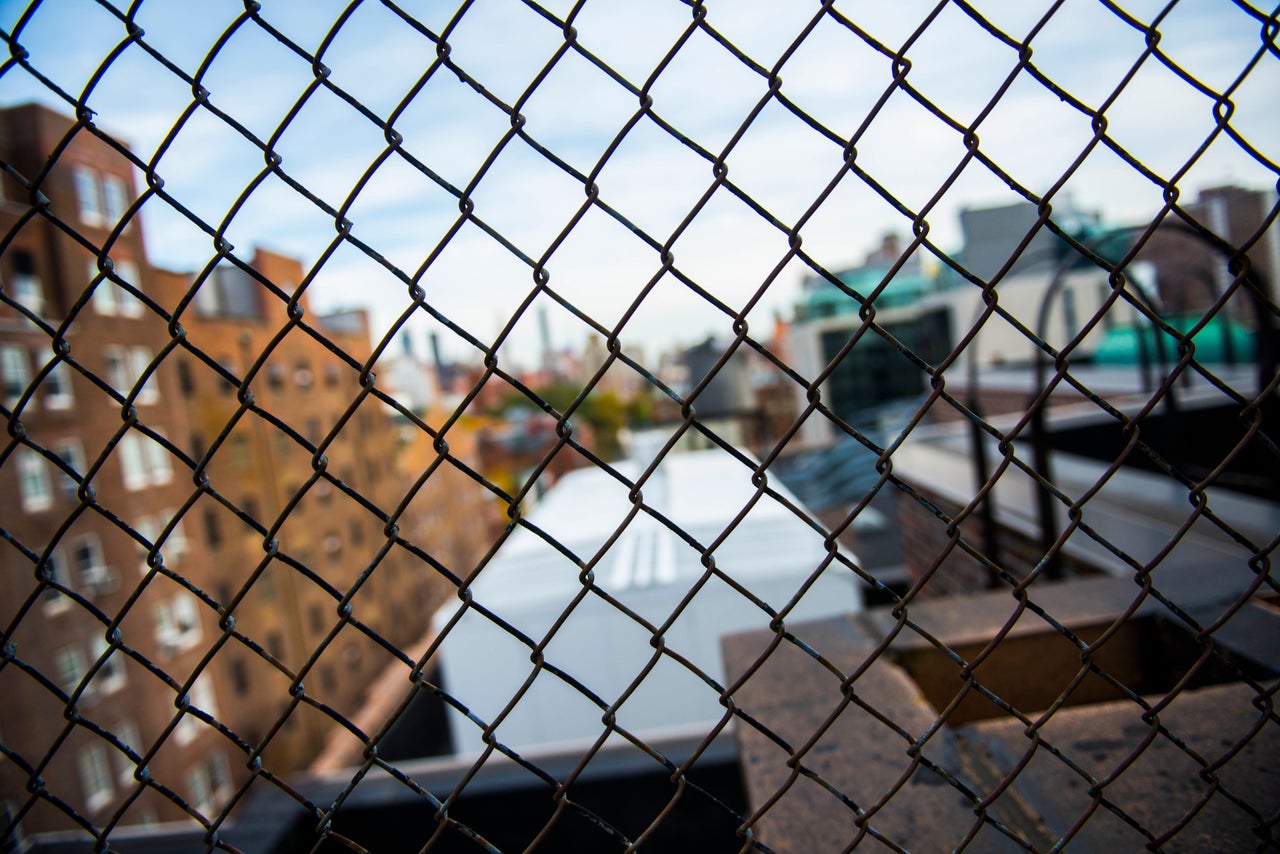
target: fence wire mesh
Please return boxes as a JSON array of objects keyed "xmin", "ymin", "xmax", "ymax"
[{"xmin": 0, "ymin": 0, "xmax": 1278, "ymax": 851}]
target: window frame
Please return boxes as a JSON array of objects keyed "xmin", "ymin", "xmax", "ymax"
[
  {"xmin": 10, "ymin": 269, "xmax": 44, "ymax": 319},
  {"xmin": 56, "ymin": 645, "xmax": 87, "ymax": 695},
  {"xmin": 102, "ymin": 174, "xmax": 128, "ymax": 226},
  {"xmin": 207, "ymin": 751, "xmax": 232, "ymax": 801},
  {"xmin": 69, "ymin": 534, "xmax": 114, "ymax": 595},
  {"xmin": 91, "ymin": 636, "xmax": 127, "ymax": 695},
  {"xmin": 113, "ymin": 719, "xmax": 142, "ymax": 787},
  {"xmin": 174, "ymin": 676, "xmax": 217, "ymax": 745},
  {"xmin": 103, "ymin": 346, "xmax": 128, "ymax": 400},
  {"xmin": 140, "ymin": 509, "xmax": 189, "ymax": 571},
  {"xmin": 43, "ymin": 358, "xmax": 74, "ymax": 409},
  {"xmin": 113, "ymin": 260, "xmax": 145, "ymax": 319},
  {"xmin": 1, "ymin": 344, "xmax": 30, "ymax": 406},
  {"xmin": 142, "ymin": 431, "xmax": 173, "ymax": 485},
  {"xmin": 72, "ymin": 166, "xmax": 104, "ymax": 227},
  {"xmin": 18, "ymin": 449, "xmax": 53, "ymax": 513},
  {"xmin": 155, "ymin": 593, "xmax": 203, "ymax": 657},
  {"xmin": 187, "ymin": 764, "xmax": 213, "ymax": 816},
  {"xmin": 128, "ymin": 347, "xmax": 158, "ymax": 404},
  {"xmin": 118, "ymin": 431, "xmax": 171, "ymax": 490},
  {"xmin": 77, "ymin": 743, "xmax": 114, "ymax": 814},
  {"xmin": 41, "ymin": 548, "xmax": 72, "ymax": 613},
  {"xmin": 53, "ymin": 438, "xmax": 87, "ymax": 500},
  {"xmin": 166, "ymin": 511, "xmax": 190, "ymax": 558},
  {"xmin": 89, "ymin": 260, "xmax": 119, "ymax": 316},
  {"xmin": 117, "ymin": 432, "xmax": 149, "ymax": 491}
]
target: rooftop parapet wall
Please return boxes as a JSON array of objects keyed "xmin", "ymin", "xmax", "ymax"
[{"xmin": 723, "ymin": 573, "xmax": 1280, "ymax": 852}]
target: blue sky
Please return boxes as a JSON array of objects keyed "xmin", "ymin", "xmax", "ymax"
[{"xmin": 1, "ymin": 0, "xmax": 1276, "ymax": 370}]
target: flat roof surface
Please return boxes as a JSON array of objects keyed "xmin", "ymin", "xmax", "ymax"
[{"xmin": 433, "ymin": 447, "xmax": 865, "ymax": 758}]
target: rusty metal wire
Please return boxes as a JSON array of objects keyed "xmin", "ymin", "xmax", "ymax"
[{"xmin": 0, "ymin": 0, "xmax": 1277, "ymax": 851}]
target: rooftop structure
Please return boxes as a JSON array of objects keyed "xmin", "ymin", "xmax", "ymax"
[{"xmin": 432, "ymin": 447, "xmax": 865, "ymax": 758}]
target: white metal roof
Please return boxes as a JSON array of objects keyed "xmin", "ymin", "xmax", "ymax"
[{"xmin": 432, "ymin": 446, "xmax": 865, "ymax": 759}]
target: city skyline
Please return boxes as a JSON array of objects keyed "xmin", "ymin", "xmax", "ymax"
[{"xmin": 1, "ymin": 0, "xmax": 1274, "ymax": 368}]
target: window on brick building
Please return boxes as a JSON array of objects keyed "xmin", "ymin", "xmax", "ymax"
[
  {"xmin": 72, "ymin": 167, "xmax": 104, "ymax": 226},
  {"xmin": 1, "ymin": 345, "xmax": 29, "ymax": 406},
  {"xmin": 208, "ymin": 752, "xmax": 232, "ymax": 801},
  {"xmin": 142, "ymin": 433, "xmax": 172, "ymax": 484},
  {"xmin": 113, "ymin": 719, "xmax": 141, "ymax": 786},
  {"xmin": 43, "ymin": 359, "xmax": 74, "ymax": 409},
  {"xmin": 114, "ymin": 260, "xmax": 145, "ymax": 318},
  {"xmin": 305, "ymin": 417, "xmax": 322, "ymax": 445},
  {"xmin": 105, "ymin": 345, "xmax": 157, "ymax": 404},
  {"xmin": 155, "ymin": 594, "xmax": 202, "ymax": 657},
  {"xmin": 88, "ymin": 258, "xmax": 145, "ymax": 318},
  {"xmin": 241, "ymin": 497, "xmax": 260, "ymax": 526},
  {"xmin": 229, "ymin": 658, "xmax": 249, "ymax": 696},
  {"xmin": 135, "ymin": 512, "xmax": 186, "ymax": 573},
  {"xmin": 53, "ymin": 439, "xmax": 86, "ymax": 499},
  {"xmin": 308, "ymin": 603, "xmax": 324, "ymax": 635},
  {"xmin": 70, "ymin": 535, "xmax": 113, "ymax": 594},
  {"xmin": 128, "ymin": 347, "xmax": 158, "ymax": 403},
  {"xmin": 41, "ymin": 549, "xmax": 71, "ymax": 612},
  {"xmin": 56, "ymin": 645, "xmax": 86, "ymax": 694},
  {"xmin": 187, "ymin": 765, "xmax": 212, "ymax": 816},
  {"xmin": 118, "ymin": 431, "xmax": 172, "ymax": 490},
  {"xmin": 196, "ymin": 265, "xmax": 261, "ymax": 319},
  {"xmin": 77, "ymin": 743, "xmax": 114, "ymax": 813},
  {"xmin": 104, "ymin": 347, "xmax": 127, "ymax": 398},
  {"xmin": 102, "ymin": 174, "xmax": 128, "ymax": 225},
  {"xmin": 91, "ymin": 636, "xmax": 127, "ymax": 695},
  {"xmin": 206, "ymin": 512, "xmax": 224, "ymax": 550},
  {"xmin": 117, "ymin": 433, "xmax": 147, "ymax": 491},
  {"xmin": 294, "ymin": 359, "xmax": 313, "ymax": 389},
  {"xmin": 177, "ymin": 358, "xmax": 195, "ymax": 397},
  {"xmin": 228, "ymin": 433, "xmax": 251, "ymax": 467},
  {"xmin": 166, "ymin": 511, "xmax": 189, "ymax": 559},
  {"xmin": 217, "ymin": 359, "xmax": 237, "ymax": 396},
  {"xmin": 9, "ymin": 250, "xmax": 43, "ymax": 318},
  {"xmin": 18, "ymin": 449, "xmax": 53, "ymax": 513},
  {"xmin": 343, "ymin": 644, "xmax": 361, "ymax": 668},
  {"xmin": 135, "ymin": 515, "xmax": 159, "ymax": 573},
  {"xmin": 88, "ymin": 261, "xmax": 118, "ymax": 316}
]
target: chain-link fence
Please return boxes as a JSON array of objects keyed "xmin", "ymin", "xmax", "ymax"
[{"xmin": 1, "ymin": 0, "xmax": 1278, "ymax": 851}]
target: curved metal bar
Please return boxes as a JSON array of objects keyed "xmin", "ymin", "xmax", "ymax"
[
  {"xmin": 962, "ymin": 227, "xmax": 1170, "ymax": 585},
  {"xmin": 1029, "ymin": 220, "xmax": 1274, "ymax": 580}
]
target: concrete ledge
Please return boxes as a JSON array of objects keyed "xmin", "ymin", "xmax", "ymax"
[
  {"xmin": 722, "ymin": 583, "xmax": 1280, "ymax": 851},
  {"xmin": 722, "ymin": 617, "xmax": 982, "ymax": 852},
  {"xmin": 957, "ymin": 682, "xmax": 1279, "ymax": 852}
]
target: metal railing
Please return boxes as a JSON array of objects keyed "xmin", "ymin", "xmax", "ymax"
[{"xmin": 1, "ymin": 0, "xmax": 1277, "ymax": 851}]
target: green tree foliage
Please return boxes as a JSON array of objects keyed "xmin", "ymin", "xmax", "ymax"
[{"xmin": 495, "ymin": 381, "xmax": 632, "ymax": 460}]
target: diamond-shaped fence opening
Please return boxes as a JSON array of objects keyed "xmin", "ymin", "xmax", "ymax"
[{"xmin": 0, "ymin": 1, "xmax": 1277, "ymax": 851}]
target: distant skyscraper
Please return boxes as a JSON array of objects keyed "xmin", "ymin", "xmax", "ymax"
[{"xmin": 537, "ymin": 305, "xmax": 557, "ymax": 380}]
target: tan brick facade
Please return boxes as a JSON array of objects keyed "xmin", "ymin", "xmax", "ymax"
[{"xmin": 0, "ymin": 104, "xmax": 483, "ymax": 836}]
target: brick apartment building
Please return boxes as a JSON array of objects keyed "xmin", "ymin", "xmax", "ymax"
[{"xmin": 0, "ymin": 104, "xmax": 472, "ymax": 837}]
